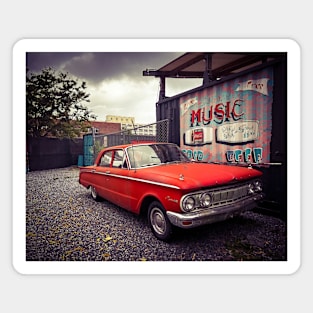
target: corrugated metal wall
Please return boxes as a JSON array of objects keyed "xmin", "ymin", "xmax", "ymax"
[
  {"xmin": 179, "ymin": 66, "xmax": 273, "ymax": 164},
  {"xmin": 156, "ymin": 99, "xmax": 180, "ymax": 145},
  {"xmin": 156, "ymin": 58, "xmax": 287, "ymax": 218}
]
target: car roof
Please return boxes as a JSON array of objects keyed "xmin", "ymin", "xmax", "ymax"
[{"xmin": 100, "ymin": 142, "xmax": 173, "ymax": 151}]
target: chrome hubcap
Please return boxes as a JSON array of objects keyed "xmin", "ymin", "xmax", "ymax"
[
  {"xmin": 91, "ymin": 186, "xmax": 97, "ymax": 198},
  {"xmin": 151, "ymin": 208, "xmax": 166, "ymax": 235}
]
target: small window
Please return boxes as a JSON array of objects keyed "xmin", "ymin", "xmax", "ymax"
[
  {"xmin": 99, "ymin": 151, "xmax": 112, "ymax": 167},
  {"xmin": 112, "ymin": 150, "xmax": 126, "ymax": 168}
]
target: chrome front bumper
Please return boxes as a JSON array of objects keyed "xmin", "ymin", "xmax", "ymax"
[{"xmin": 166, "ymin": 193, "xmax": 265, "ymax": 229}]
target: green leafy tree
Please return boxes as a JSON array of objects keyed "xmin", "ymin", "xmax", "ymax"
[{"xmin": 26, "ymin": 67, "xmax": 97, "ymax": 138}]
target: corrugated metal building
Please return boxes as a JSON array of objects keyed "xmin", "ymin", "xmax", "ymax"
[{"xmin": 143, "ymin": 52, "xmax": 287, "ymax": 218}]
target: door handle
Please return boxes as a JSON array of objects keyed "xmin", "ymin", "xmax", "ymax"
[{"xmin": 105, "ymin": 170, "xmax": 110, "ymax": 174}]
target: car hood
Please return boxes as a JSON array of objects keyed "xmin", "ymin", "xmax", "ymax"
[{"xmin": 135, "ymin": 162, "xmax": 263, "ymax": 190}]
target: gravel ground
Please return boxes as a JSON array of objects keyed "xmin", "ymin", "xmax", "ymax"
[{"xmin": 26, "ymin": 166, "xmax": 287, "ymax": 261}]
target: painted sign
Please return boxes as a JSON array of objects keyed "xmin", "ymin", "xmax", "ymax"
[{"xmin": 180, "ymin": 67, "xmax": 273, "ymax": 164}]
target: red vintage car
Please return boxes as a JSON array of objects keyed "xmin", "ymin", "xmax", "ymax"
[{"xmin": 79, "ymin": 143, "xmax": 264, "ymax": 241}]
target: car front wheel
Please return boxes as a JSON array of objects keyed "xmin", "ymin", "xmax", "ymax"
[{"xmin": 148, "ymin": 201, "xmax": 173, "ymax": 241}]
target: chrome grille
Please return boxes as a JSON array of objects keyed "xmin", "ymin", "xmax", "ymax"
[{"xmin": 211, "ymin": 184, "xmax": 249, "ymax": 207}]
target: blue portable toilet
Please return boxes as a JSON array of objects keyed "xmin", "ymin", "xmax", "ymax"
[
  {"xmin": 77, "ymin": 155, "xmax": 84, "ymax": 167},
  {"xmin": 83, "ymin": 134, "xmax": 94, "ymax": 166}
]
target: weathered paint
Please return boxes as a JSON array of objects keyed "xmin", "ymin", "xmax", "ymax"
[{"xmin": 180, "ymin": 67, "xmax": 273, "ymax": 164}]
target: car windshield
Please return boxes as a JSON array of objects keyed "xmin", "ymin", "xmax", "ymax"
[{"xmin": 126, "ymin": 144, "xmax": 190, "ymax": 168}]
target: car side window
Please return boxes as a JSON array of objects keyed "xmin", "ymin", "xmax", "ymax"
[
  {"xmin": 112, "ymin": 150, "xmax": 126, "ymax": 168},
  {"xmin": 99, "ymin": 151, "xmax": 112, "ymax": 167}
]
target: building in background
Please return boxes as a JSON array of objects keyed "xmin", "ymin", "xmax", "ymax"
[
  {"xmin": 105, "ymin": 115, "xmax": 135, "ymax": 127},
  {"xmin": 105, "ymin": 115, "xmax": 156, "ymax": 136},
  {"xmin": 89, "ymin": 121, "xmax": 121, "ymax": 135}
]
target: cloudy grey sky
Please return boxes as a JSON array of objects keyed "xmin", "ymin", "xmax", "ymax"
[{"xmin": 26, "ymin": 52, "xmax": 202, "ymax": 124}]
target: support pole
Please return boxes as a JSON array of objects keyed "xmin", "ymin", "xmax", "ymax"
[
  {"xmin": 203, "ymin": 53, "xmax": 213, "ymax": 85},
  {"xmin": 159, "ymin": 76, "xmax": 166, "ymax": 101}
]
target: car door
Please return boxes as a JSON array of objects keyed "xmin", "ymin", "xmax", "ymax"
[
  {"xmin": 95, "ymin": 149, "xmax": 115, "ymax": 203},
  {"xmin": 96, "ymin": 148, "xmax": 132, "ymax": 210},
  {"xmin": 108, "ymin": 149, "xmax": 133, "ymax": 210}
]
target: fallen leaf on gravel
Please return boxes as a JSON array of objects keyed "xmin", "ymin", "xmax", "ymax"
[
  {"xmin": 103, "ymin": 235, "xmax": 113, "ymax": 242},
  {"xmin": 49, "ymin": 240, "xmax": 59, "ymax": 245},
  {"xmin": 65, "ymin": 246, "xmax": 84, "ymax": 256},
  {"xmin": 102, "ymin": 253, "xmax": 110, "ymax": 258}
]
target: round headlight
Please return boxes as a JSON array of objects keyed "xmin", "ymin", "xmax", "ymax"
[
  {"xmin": 200, "ymin": 193, "xmax": 212, "ymax": 207},
  {"xmin": 248, "ymin": 183, "xmax": 255, "ymax": 194},
  {"xmin": 254, "ymin": 180, "xmax": 262, "ymax": 192},
  {"xmin": 183, "ymin": 196, "xmax": 195, "ymax": 212}
]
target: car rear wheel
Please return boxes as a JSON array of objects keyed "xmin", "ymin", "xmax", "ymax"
[
  {"xmin": 90, "ymin": 186, "xmax": 101, "ymax": 201},
  {"xmin": 148, "ymin": 201, "xmax": 173, "ymax": 241}
]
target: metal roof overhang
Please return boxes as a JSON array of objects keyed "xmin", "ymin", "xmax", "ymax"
[
  {"xmin": 143, "ymin": 52, "xmax": 285, "ymax": 100},
  {"xmin": 143, "ymin": 52, "xmax": 284, "ymax": 79}
]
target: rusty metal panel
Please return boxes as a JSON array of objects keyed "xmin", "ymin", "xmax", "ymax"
[{"xmin": 179, "ymin": 66, "xmax": 273, "ymax": 164}]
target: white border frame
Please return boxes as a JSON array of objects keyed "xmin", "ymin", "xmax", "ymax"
[{"xmin": 13, "ymin": 38, "xmax": 301, "ymax": 275}]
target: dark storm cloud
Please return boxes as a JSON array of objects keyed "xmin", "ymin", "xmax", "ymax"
[
  {"xmin": 26, "ymin": 52, "xmax": 183, "ymax": 84},
  {"xmin": 26, "ymin": 52, "xmax": 82, "ymax": 72},
  {"xmin": 25, "ymin": 51, "xmax": 192, "ymax": 123}
]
